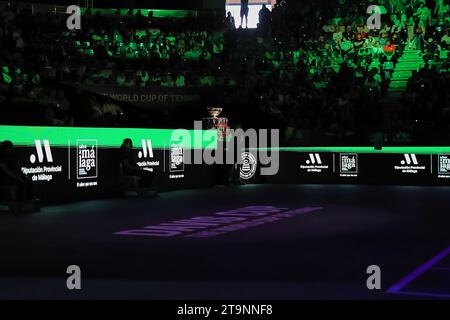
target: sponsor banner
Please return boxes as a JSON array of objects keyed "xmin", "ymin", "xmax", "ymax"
[
  {"xmin": 299, "ymin": 153, "xmax": 333, "ymax": 174},
  {"xmin": 76, "ymin": 139, "xmax": 98, "ymax": 188},
  {"xmin": 438, "ymin": 154, "xmax": 450, "ymax": 179},
  {"xmin": 136, "ymin": 139, "xmax": 160, "ymax": 172},
  {"xmin": 388, "ymin": 154, "xmax": 431, "ymax": 181},
  {"xmin": 13, "ymin": 146, "xmax": 215, "ymax": 202},
  {"xmin": 246, "ymin": 150, "xmax": 448, "ymax": 186},
  {"xmin": 77, "ymin": 140, "xmax": 98, "ymax": 180},
  {"xmin": 339, "ymin": 153, "xmax": 358, "ymax": 177},
  {"xmin": 0, "ymin": 126, "xmax": 217, "ymax": 202},
  {"xmin": 21, "ymin": 139, "xmax": 64, "ymax": 183},
  {"xmin": 2, "ymin": 128, "xmax": 449, "ymax": 202},
  {"xmin": 83, "ymin": 85, "xmax": 232, "ymax": 108},
  {"xmin": 169, "ymin": 142, "xmax": 185, "ymax": 179},
  {"xmin": 394, "ymin": 153, "xmax": 426, "ymax": 174}
]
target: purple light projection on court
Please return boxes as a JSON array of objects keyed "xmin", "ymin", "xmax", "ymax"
[
  {"xmin": 115, "ymin": 206, "xmax": 322, "ymax": 238},
  {"xmin": 387, "ymin": 246, "xmax": 450, "ymax": 299}
]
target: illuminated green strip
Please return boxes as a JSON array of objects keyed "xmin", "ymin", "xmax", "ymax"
[
  {"xmin": 0, "ymin": 126, "xmax": 216, "ymax": 149},
  {"xmin": 80, "ymin": 8, "xmax": 196, "ymax": 18},
  {"xmin": 250, "ymin": 147, "xmax": 450, "ymax": 155},
  {"xmin": 142, "ymin": 9, "xmax": 196, "ymax": 18}
]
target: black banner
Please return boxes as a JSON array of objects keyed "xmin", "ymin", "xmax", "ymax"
[
  {"xmin": 14, "ymin": 146, "xmax": 216, "ymax": 203},
  {"xmin": 83, "ymin": 85, "xmax": 231, "ymax": 108},
  {"xmin": 242, "ymin": 151, "xmax": 450, "ymax": 186}
]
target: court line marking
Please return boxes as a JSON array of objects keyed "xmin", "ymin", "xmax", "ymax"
[
  {"xmin": 430, "ymin": 267, "xmax": 450, "ymax": 271},
  {"xmin": 388, "ymin": 290, "xmax": 450, "ymax": 299},
  {"xmin": 387, "ymin": 246, "xmax": 450, "ymax": 295}
]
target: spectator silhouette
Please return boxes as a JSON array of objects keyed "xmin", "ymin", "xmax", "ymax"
[
  {"xmin": 258, "ymin": 4, "xmax": 271, "ymax": 35},
  {"xmin": 225, "ymin": 11, "xmax": 236, "ymax": 31},
  {"xmin": 240, "ymin": 0, "xmax": 249, "ymax": 28},
  {"xmin": 119, "ymin": 138, "xmax": 155, "ymax": 189},
  {"xmin": 0, "ymin": 140, "xmax": 33, "ymax": 202}
]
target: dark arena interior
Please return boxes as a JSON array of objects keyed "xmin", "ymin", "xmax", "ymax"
[{"xmin": 0, "ymin": 0, "xmax": 450, "ymax": 306}]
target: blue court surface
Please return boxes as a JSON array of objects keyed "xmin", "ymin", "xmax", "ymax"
[{"xmin": 0, "ymin": 184, "xmax": 449, "ymax": 299}]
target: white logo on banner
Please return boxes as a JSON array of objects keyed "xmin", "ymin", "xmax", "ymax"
[
  {"xmin": 138, "ymin": 139, "xmax": 154, "ymax": 159},
  {"xmin": 340, "ymin": 154, "xmax": 358, "ymax": 173},
  {"xmin": 306, "ymin": 153, "xmax": 322, "ymax": 165},
  {"xmin": 240, "ymin": 152, "xmax": 257, "ymax": 180},
  {"xmin": 301, "ymin": 153, "xmax": 329, "ymax": 173},
  {"xmin": 400, "ymin": 154, "xmax": 418, "ymax": 165},
  {"xmin": 169, "ymin": 143, "xmax": 185, "ymax": 179},
  {"xmin": 136, "ymin": 139, "xmax": 160, "ymax": 172},
  {"xmin": 77, "ymin": 140, "xmax": 98, "ymax": 180},
  {"xmin": 395, "ymin": 154, "xmax": 425, "ymax": 174},
  {"xmin": 438, "ymin": 155, "xmax": 450, "ymax": 178},
  {"xmin": 22, "ymin": 140, "xmax": 62, "ymax": 182},
  {"xmin": 30, "ymin": 140, "xmax": 53, "ymax": 164}
]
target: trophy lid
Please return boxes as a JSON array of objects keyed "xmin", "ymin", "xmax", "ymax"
[{"xmin": 206, "ymin": 107, "xmax": 222, "ymax": 118}]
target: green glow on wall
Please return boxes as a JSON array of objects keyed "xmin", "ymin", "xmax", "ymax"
[
  {"xmin": 250, "ymin": 147, "xmax": 450, "ymax": 155},
  {"xmin": 80, "ymin": 8, "xmax": 196, "ymax": 19},
  {"xmin": 146, "ymin": 9, "xmax": 196, "ymax": 18},
  {"xmin": 0, "ymin": 126, "xmax": 217, "ymax": 150}
]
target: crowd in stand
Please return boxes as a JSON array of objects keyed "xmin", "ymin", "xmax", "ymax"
[
  {"xmin": 72, "ymin": 10, "xmax": 232, "ymax": 88},
  {"xmin": 0, "ymin": 5, "xmax": 227, "ymax": 127},
  {"xmin": 249, "ymin": 0, "xmax": 450, "ymax": 144},
  {"xmin": 0, "ymin": 0, "xmax": 449, "ymax": 144}
]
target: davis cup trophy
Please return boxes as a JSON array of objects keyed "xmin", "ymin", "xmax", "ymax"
[
  {"xmin": 203, "ymin": 107, "xmax": 241, "ymax": 185},
  {"xmin": 202, "ymin": 107, "xmax": 230, "ymax": 142}
]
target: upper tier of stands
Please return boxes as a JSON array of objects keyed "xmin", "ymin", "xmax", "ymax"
[{"xmin": 1, "ymin": 0, "xmax": 449, "ymax": 145}]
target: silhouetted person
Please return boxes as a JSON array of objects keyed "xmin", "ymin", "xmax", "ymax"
[
  {"xmin": 258, "ymin": 4, "xmax": 271, "ymax": 35},
  {"xmin": 240, "ymin": 0, "xmax": 249, "ymax": 28},
  {"xmin": 119, "ymin": 138, "xmax": 154, "ymax": 188},
  {"xmin": 225, "ymin": 11, "xmax": 236, "ymax": 31},
  {"xmin": 0, "ymin": 141, "xmax": 33, "ymax": 202}
]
